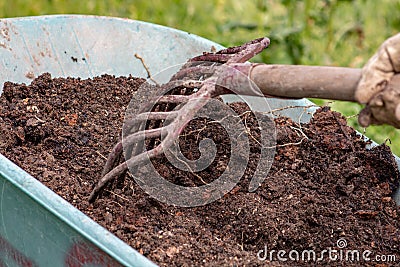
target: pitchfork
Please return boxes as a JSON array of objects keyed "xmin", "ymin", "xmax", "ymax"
[{"xmin": 89, "ymin": 37, "xmax": 400, "ymax": 202}]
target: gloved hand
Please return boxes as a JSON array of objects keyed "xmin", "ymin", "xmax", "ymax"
[{"xmin": 355, "ymin": 33, "xmax": 400, "ymax": 128}]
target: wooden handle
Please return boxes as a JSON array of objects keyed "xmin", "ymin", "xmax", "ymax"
[
  {"xmin": 220, "ymin": 63, "xmax": 400, "ymax": 102},
  {"xmin": 250, "ymin": 64, "xmax": 361, "ymax": 101}
]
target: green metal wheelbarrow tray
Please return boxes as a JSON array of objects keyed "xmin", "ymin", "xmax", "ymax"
[{"xmin": 0, "ymin": 15, "xmax": 399, "ymax": 266}]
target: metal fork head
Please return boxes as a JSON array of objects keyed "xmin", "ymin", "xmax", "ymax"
[{"xmin": 88, "ymin": 37, "xmax": 270, "ymax": 203}]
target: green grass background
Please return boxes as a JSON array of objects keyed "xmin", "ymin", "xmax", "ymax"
[{"xmin": 1, "ymin": 0, "xmax": 400, "ymax": 154}]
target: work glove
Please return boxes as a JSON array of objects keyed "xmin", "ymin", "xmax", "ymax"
[{"xmin": 355, "ymin": 33, "xmax": 400, "ymax": 128}]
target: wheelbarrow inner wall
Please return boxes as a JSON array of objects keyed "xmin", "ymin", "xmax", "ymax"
[{"xmin": 0, "ymin": 15, "xmax": 399, "ymax": 266}]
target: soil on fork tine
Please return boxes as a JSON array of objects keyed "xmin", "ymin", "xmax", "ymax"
[{"xmin": 0, "ymin": 73, "xmax": 399, "ymax": 267}]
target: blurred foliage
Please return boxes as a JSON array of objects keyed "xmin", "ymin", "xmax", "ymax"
[{"xmin": 1, "ymin": 0, "xmax": 400, "ymax": 154}]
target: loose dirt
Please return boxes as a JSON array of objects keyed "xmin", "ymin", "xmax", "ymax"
[{"xmin": 1, "ymin": 73, "xmax": 399, "ymax": 266}]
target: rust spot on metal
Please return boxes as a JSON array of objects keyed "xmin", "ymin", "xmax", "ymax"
[
  {"xmin": 32, "ymin": 55, "xmax": 41, "ymax": 66},
  {"xmin": 0, "ymin": 24, "xmax": 10, "ymax": 41},
  {"xmin": 42, "ymin": 26, "xmax": 50, "ymax": 36}
]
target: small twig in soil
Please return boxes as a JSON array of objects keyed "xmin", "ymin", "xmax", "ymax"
[
  {"xmin": 238, "ymin": 112, "xmax": 263, "ymax": 146},
  {"xmin": 263, "ymin": 104, "xmax": 318, "ymax": 116},
  {"xmin": 273, "ymin": 137, "xmax": 308, "ymax": 148},
  {"xmin": 384, "ymin": 138, "xmax": 392, "ymax": 145},
  {"xmin": 96, "ymin": 150, "xmax": 107, "ymax": 160},
  {"xmin": 239, "ymin": 231, "xmax": 244, "ymax": 251},
  {"xmin": 236, "ymin": 208, "xmax": 242, "ymax": 215},
  {"xmin": 232, "ymin": 109, "xmax": 310, "ymax": 149},
  {"xmin": 121, "ymin": 178, "xmax": 135, "ymax": 197},
  {"xmin": 289, "ymin": 125, "xmax": 309, "ymax": 140},
  {"xmin": 181, "ymin": 124, "xmax": 209, "ymax": 144},
  {"xmin": 345, "ymin": 114, "xmax": 358, "ymax": 120},
  {"xmin": 34, "ymin": 115, "xmax": 46, "ymax": 123},
  {"xmin": 104, "ymin": 189, "xmax": 129, "ymax": 203},
  {"xmin": 173, "ymin": 154, "xmax": 208, "ymax": 185},
  {"xmin": 106, "ymin": 199, "xmax": 123, "ymax": 208},
  {"xmin": 134, "ymin": 53, "xmax": 158, "ymax": 85}
]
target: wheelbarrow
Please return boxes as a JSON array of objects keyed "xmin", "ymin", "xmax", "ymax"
[{"xmin": 0, "ymin": 15, "xmax": 399, "ymax": 266}]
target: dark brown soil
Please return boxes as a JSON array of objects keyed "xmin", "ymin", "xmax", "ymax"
[{"xmin": 1, "ymin": 73, "xmax": 399, "ymax": 267}]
